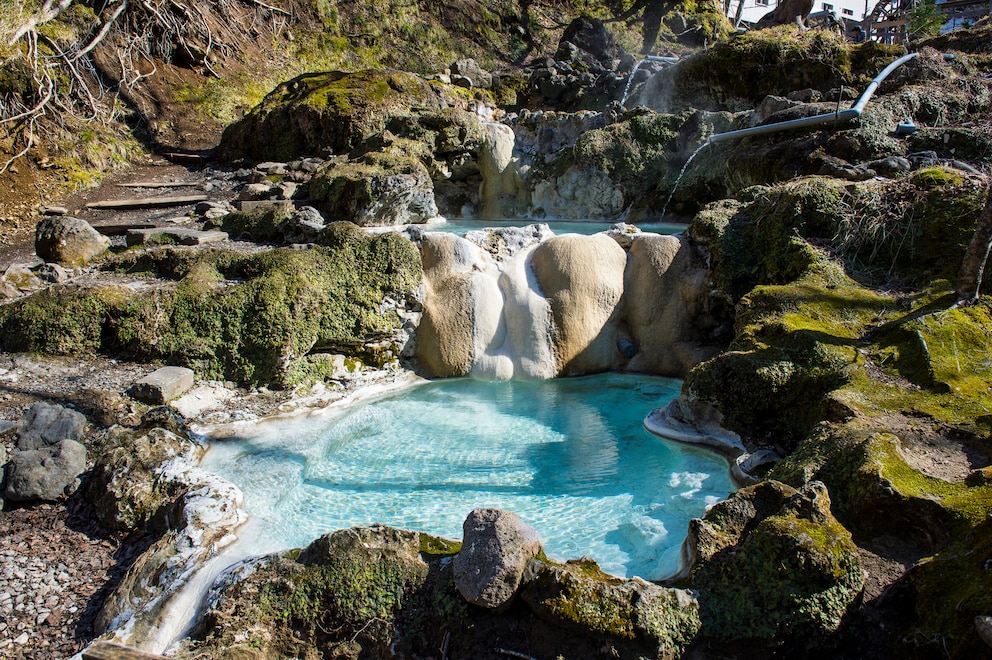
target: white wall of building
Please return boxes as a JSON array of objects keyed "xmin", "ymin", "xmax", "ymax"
[{"xmin": 726, "ymin": 0, "xmax": 870, "ymax": 26}]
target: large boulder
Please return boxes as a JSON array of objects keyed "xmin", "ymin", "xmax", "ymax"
[
  {"xmin": 453, "ymin": 508, "xmax": 542, "ymax": 610},
  {"xmin": 310, "ymin": 152, "xmax": 438, "ymax": 226},
  {"xmin": 217, "ymin": 69, "xmax": 445, "ymax": 163},
  {"xmin": 15, "ymin": 401, "xmax": 88, "ymax": 451},
  {"xmin": 687, "ymin": 481, "xmax": 863, "ymax": 647},
  {"xmin": 4, "ymin": 402, "xmax": 90, "ymax": 502},
  {"xmin": 4, "ymin": 439, "xmax": 86, "ymax": 501},
  {"xmin": 531, "ymin": 234, "xmax": 627, "ymax": 375},
  {"xmin": 35, "ymin": 216, "xmax": 111, "ymax": 268}
]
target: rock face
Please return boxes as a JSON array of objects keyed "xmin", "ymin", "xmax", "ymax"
[
  {"xmin": 478, "ymin": 121, "xmax": 526, "ymax": 219},
  {"xmin": 416, "ymin": 228, "xmax": 726, "ymax": 380},
  {"xmin": 35, "ymin": 215, "xmax": 111, "ymax": 267},
  {"xmin": 453, "ymin": 508, "xmax": 542, "ymax": 610},
  {"xmin": 686, "ymin": 481, "xmax": 863, "ymax": 647}
]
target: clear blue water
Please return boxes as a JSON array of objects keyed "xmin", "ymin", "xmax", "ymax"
[
  {"xmin": 202, "ymin": 374, "xmax": 734, "ymax": 580},
  {"xmin": 423, "ymin": 218, "xmax": 687, "ymax": 236}
]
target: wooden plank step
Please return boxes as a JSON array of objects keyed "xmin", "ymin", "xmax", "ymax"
[
  {"xmin": 91, "ymin": 221, "xmax": 157, "ymax": 236},
  {"xmin": 85, "ymin": 195, "xmax": 209, "ymax": 210},
  {"xmin": 82, "ymin": 641, "xmax": 169, "ymax": 660},
  {"xmin": 118, "ymin": 181, "xmax": 200, "ymax": 188}
]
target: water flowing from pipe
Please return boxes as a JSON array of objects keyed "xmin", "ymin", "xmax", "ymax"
[
  {"xmin": 660, "ymin": 142, "xmax": 709, "ymax": 223},
  {"xmin": 619, "ymin": 58, "xmax": 648, "ymax": 108}
]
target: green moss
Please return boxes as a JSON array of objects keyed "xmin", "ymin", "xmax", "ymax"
[
  {"xmin": 220, "ymin": 205, "xmax": 293, "ymax": 242},
  {"xmin": 0, "ymin": 236, "xmax": 422, "ymax": 387},
  {"xmin": 906, "ymin": 518, "xmax": 992, "ymax": 657},
  {"xmin": 690, "ymin": 482, "xmax": 863, "ymax": 646}
]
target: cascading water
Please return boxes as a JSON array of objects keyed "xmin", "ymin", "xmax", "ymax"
[
  {"xmin": 619, "ymin": 58, "xmax": 647, "ymax": 108},
  {"xmin": 619, "ymin": 55, "xmax": 680, "ymax": 108},
  {"xmin": 660, "ymin": 142, "xmax": 710, "ymax": 223}
]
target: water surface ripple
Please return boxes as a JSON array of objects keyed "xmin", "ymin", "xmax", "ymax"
[{"xmin": 202, "ymin": 374, "xmax": 735, "ymax": 580}]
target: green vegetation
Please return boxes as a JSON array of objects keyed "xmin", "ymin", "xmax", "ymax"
[
  {"xmin": 688, "ymin": 482, "xmax": 863, "ymax": 646},
  {"xmin": 0, "ymin": 234, "xmax": 422, "ymax": 387}
]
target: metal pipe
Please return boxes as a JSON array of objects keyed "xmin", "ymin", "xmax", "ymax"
[
  {"xmin": 707, "ymin": 52, "xmax": 919, "ymax": 145},
  {"xmin": 643, "ymin": 55, "xmax": 680, "ymax": 64}
]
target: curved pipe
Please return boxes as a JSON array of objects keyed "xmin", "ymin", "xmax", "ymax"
[{"xmin": 706, "ymin": 52, "xmax": 919, "ymax": 145}]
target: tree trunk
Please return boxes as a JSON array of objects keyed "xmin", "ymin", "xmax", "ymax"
[{"xmin": 956, "ymin": 186, "xmax": 992, "ymax": 305}]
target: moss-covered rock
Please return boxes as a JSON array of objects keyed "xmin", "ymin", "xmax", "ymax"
[
  {"xmin": 179, "ymin": 525, "xmax": 464, "ymax": 659},
  {"xmin": 522, "ymin": 559, "xmax": 701, "ymax": 658},
  {"xmin": 0, "ymin": 235, "xmax": 422, "ymax": 387},
  {"xmin": 217, "ymin": 69, "xmax": 445, "ymax": 163},
  {"xmin": 640, "ymin": 28, "xmax": 899, "ymax": 114},
  {"xmin": 310, "ymin": 150, "xmax": 438, "ymax": 225},
  {"xmin": 687, "ymin": 481, "xmax": 863, "ymax": 648}
]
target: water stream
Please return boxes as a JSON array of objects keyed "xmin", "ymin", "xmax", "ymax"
[
  {"xmin": 660, "ymin": 142, "xmax": 710, "ymax": 223},
  {"xmin": 619, "ymin": 58, "xmax": 647, "ymax": 108}
]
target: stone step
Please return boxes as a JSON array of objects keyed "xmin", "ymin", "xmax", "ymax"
[
  {"xmin": 125, "ymin": 228, "xmax": 229, "ymax": 247},
  {"xmin": 131, "ymin": 366, "xmax": 195, "ymax": 404}
]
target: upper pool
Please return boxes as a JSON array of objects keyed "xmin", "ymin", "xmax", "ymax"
[
  {"xmin": 201, "ymin": 374, "xmax": 734, "ymax": 580},
  {"xmin": 421, "ymin": 218, "xmax": 687, "ymax": 236}
]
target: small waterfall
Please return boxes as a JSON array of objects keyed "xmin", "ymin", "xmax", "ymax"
[
  {"xmin": 660, "ymin": 142, "xmax": 710, "ymax": 223},
  {"xmin": 619, "ymin": 58, "xmax": 647, "ymax": 108}
]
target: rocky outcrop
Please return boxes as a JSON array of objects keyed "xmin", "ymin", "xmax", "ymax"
[
  {"xmin": 90, "ymin": 409, "xmax": 245, "ymax": 650},
  {"xmin": 34, "ymin": 215, "xmax": 111, "ymax": 268},
  {"xmin": 416, "ymin": 227, "xmax": 728, "ymax": 380},
  {"xmin": 3, "ymin": 402, "xmax": 89, "ymax": 502},
  {"xmin": 310, "ymin": 152, "xmax": 439, "ymax": 226},
  {"xmin": 453, "ymin": 508, "xmax": 542, "ymax": 610},
  {"xmin": 625, "ymin": 234, "xmax": 722, "ymax": 375},
  {"xmin": 531, "ymin": 234, "xmax": 627, "ymax": 375},
  {"xmin": 522, "ymin": 559, "xmax": 701, "ymax": 657},
  {"xmin": 176, "ymin": 514, "xmax": 702, "ymax": 660},
  {"xmin": 686, "ymin": 481, "xmax": 863, "ymax": 647},
  {"xmin": 217, "ymin": 69, "xmax": 445, "ymax": 163}
]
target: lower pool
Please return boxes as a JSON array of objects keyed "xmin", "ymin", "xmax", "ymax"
[{"xmin": 201, "ymin": 374, "xmax": 735, "ymax": 580}]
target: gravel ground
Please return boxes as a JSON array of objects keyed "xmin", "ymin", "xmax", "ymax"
[{"xmin": 0, "ymin": 498, "xmax": 154, "ymax": 659}]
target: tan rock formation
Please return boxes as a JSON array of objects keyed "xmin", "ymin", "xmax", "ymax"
[
  {"xmin": 625, "ymin": 234, "xmax": 717, "ymax": 376},
  {"xmin": 531, "ymin": 234, "xmax": 627, "ymax": 375},
  {"xmin": 478, "ymin": 122, "xmax": 526, "ymax": 220},
  {"xmin": 416, "ymin": 234, "xmax": 478, "ymax": 377}
]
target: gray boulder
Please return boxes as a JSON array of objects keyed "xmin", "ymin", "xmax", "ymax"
[
  {"xmin": 5, "ymin": 439, "xmax": 86, "ymax": 501},
  {"xmin": 450, "ymin": 59, "xmax": 493, "ymax": 89},
  {"xmin": 35, "ymin": 216, "xmax": 111, "ymax": 267},
  {"xmin": 16, "ymin": 401, "xmax": 88, "ymax": 451},
  {"xmin": 453, "ymin": 508, "xmax": 542, "ymax": 610},
  {"xmin": 280, "ymin": 206, "xmax": 326, "ymax": 244}
]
